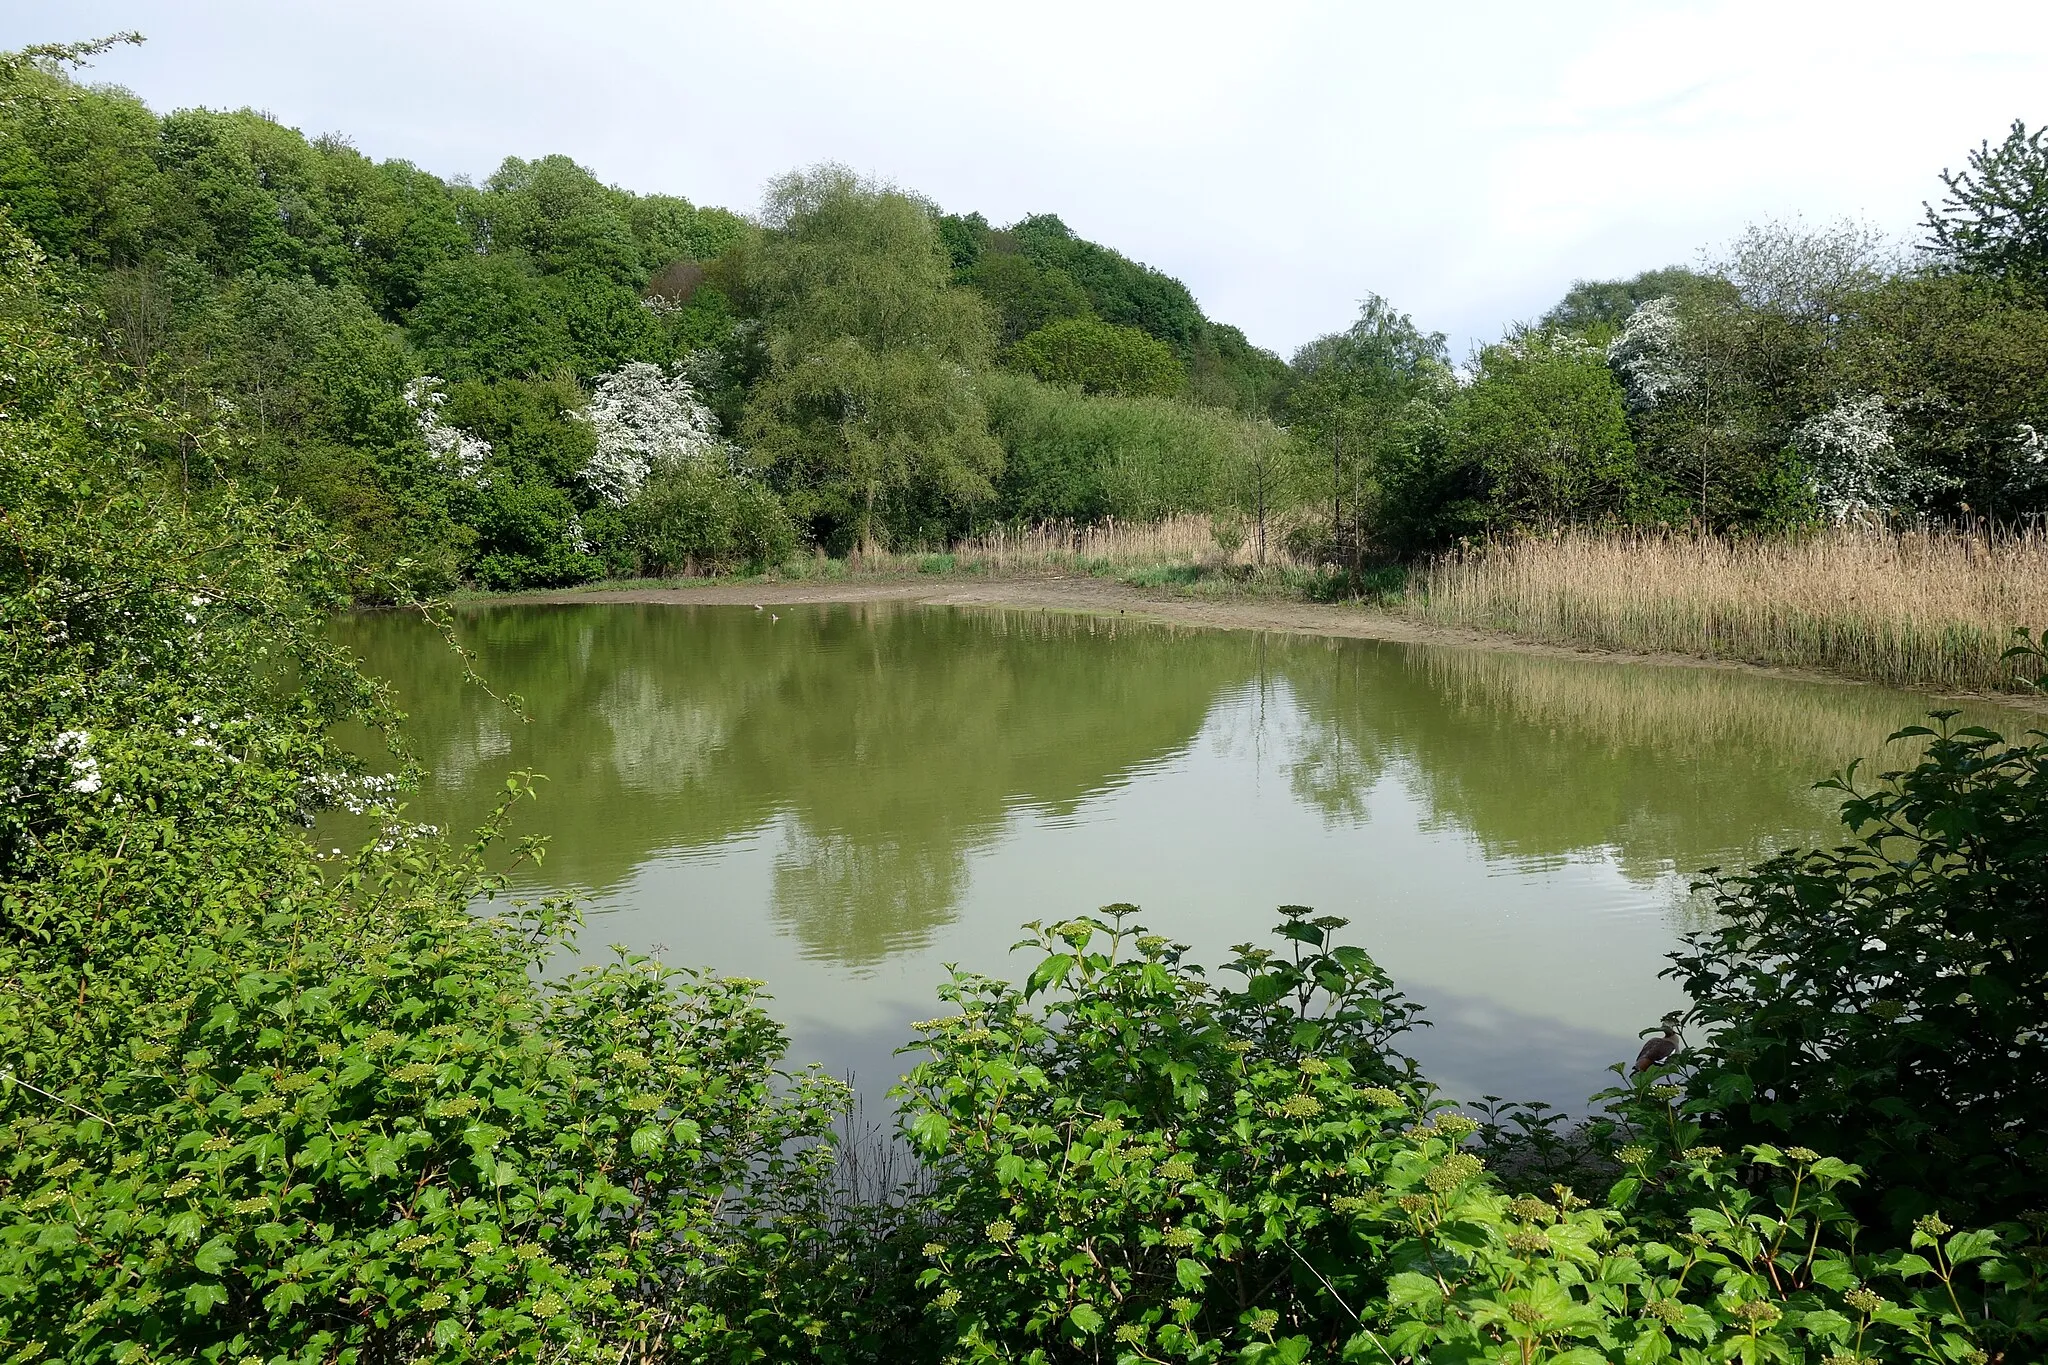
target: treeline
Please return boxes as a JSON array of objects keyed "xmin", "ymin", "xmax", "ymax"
[
  {"xmin": 7, "ymin": 208, "xmax": 2046, "ymax": 1360},
  {"xmin": 0, "ymin": 36, "xmax": 1289, "ymax": 593},
  {"xmin": 1286, "ymin": 137, "xmax": 2048, "ymax": 562},
  {"xmin": 7, "ymin": 33, "xmax": 2048, "ymax": 595}
]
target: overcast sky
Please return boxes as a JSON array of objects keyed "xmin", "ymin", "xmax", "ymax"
[{"xmin": 8, "ymin": 1, "xmax": 2045, "ymax": 359}]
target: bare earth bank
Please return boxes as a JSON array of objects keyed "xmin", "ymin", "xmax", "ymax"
[{"xmin": 475, "ymin": 576, "xmax": 2048, "ymax": 711}]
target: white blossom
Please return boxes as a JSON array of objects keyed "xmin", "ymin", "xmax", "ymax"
[
  {"xmin": 2000, "ymin": 423, "xmax": 2048, "ymax": 502},
  {"xmin": 405, "ymin": 376, "xmax": 492, "ymax": 485},
  {"xmin": 51, "ymin": 729, "xmax": 101, "ymax": 795},
  {"xmin": 576, "ymin": 361, "xmax": 730, "ymax": 505},
  {"xmin": 300, "ymin": 771, "xmax": 400, "ymax": 818},
  {"xmin": 1798, "ymin": 395, "xmax": 1909, "ymax": 524},
  {"xmin": 1606, "ymin": 296, "xmax": 1694, "ymax": 414}
]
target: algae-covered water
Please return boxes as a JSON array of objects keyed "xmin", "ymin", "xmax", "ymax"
[{"xmin": 336, "ymin": 602, "xmax": 2019, "ymax": 1109}]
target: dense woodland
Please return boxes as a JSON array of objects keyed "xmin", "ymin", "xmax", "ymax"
[
  {"xmin": 6, "ymin": 34, "xmax": 2048, "ymax": 1364},
  {"xmin": 6, "ymin": 36, "xmax": 2048, "ymax": 599}
]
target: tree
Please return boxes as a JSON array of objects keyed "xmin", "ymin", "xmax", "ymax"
[
  {"xmin": 1450, "ymin": 328, "xmax": 1643, "ymax": 530},
  {"xmin": 1009, "ymin": 212, "xmax": 1206, "ymax": 354},
  {"xmin": 1286, "ymin": 295, "xmax": 1449, "ymax": 561},
  {"xmin": 1925, "ymin": 119, "xmax": 2048, "ymax": 300},
  {"xmin": 741, "ymin": 165, "xmax": 1000, "ymax": 552},
  {"xmin": 1006, "ymin": 314, "xmax": 1185, "ymax": 398},
  {"xmin": 1541, "ymin": 265, "xmax": 1709, "ymax": 336},
  {"xmin": 406, "ymin": 253, "xmax": 567, "ymax": 380},
  {"xmin": 1606, "ymin": 222, "xmax": 1894, "ymax": 528},
  {"xmin": 1833, "ymin": 271, "xmax": 2048, "ymax": 519},
  {"xmin": 0, "ymin": 35, "xmax": 156, "ymax": 266},
  {"xmin": 964, "ymin": 250, "xmax": 1092, "ymax": 346},
  {"xmin": 1188, "ymin": 322, "xmax": 1293, "ymax": 417},
  {"xmin": 1208, "ymin": 417, "xmax": 1299, "ymax": 564}
]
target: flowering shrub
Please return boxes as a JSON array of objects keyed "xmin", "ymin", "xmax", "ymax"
[
  {"xmin": 1794, "ymin": 394, "xmax": 1944, "ymax": 524},
  {"xmin": 404, "ymin": 376, "xmax": 493, "ymax": 487},
  {"xmin": 577, "ymin": 361, "xmax": 732, "ymax": 505}
]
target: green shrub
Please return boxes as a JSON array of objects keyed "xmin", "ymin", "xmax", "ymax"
[
  {"xmin": 1006, "ymin": 315, "xmax": 1186, "ymax": 398},
  {"xmin": 983, "ymin": 370, "xmax": 1258, "ymax": 524},
  {"xmin": 617, "ymin": 463, "xmax": 796, "ymax": 575},
  {"xmin": 1672, "ymin": 705, "xmax": 2048, "ymax": 1230},
  {"xmin": 900, "ymin": 909, "xmax": 2041, "ymax": 1364},
  {"xmin": 0, "ymin": 221, "xmax": 851, "ymax": 1363}
]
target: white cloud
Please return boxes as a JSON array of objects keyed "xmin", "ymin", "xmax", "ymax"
[{"xmin": 9, "ymin": 0, "xmax": 2044, "ymax": 357}]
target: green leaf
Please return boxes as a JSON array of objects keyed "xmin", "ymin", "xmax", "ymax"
[
  {"xmin": 1176, "ymin": 1257, "xmax": 1208, "ymax": 1291},
  {"xmin": 1790, "ymin": 1308, "xmax": 1851, "ymax": 1340},
  {"xmin": 1806, "ymin": 1157, "xmax": 1859, "ymax": 1184},
  {"xmin": 194, "ymin": 1234, "xmax": 236, "ymax": 1276},
  {"xmin": 1068, "ymin": 1302, "xmax": 1104, "ymax": 1335},
  {"xmin": 1944, "ymin": 1227, "xmax": 2000, "ymax": 1265},
  {"xmin": 1387, "ymin": 1271, "xmax": 1440, "ymax": 1310},
  {"xmin": 1807, "ymin": 1254, "xmax": 1856, "ymax": 1291},
  {"xmin": 1623, "ymin": 1328, "xmax": 1673, "ymax": 1365},
  {"xmin": 1025, "ymin": 954, "xmax": 1075, "ymax": 999},
  {"xmin": 908, "ymin": 1112, "xmax": 951, "ymax": 1152},
  {"xmin": 629, "ymin": 1124, "xmax": 664, "ymax": 1157}
]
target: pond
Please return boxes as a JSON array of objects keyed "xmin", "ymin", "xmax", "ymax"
[{"xmin": 336, "ymin": 601, "xmax": 2021, "ymax": 1112}]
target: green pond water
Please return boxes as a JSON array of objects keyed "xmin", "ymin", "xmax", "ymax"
[{"xmin": 336, "ymin": 601, "xmax": 2026, "ymax": 1111}]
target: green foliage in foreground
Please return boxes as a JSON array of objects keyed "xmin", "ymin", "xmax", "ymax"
[
  {"xmin": 1676, "ymin": 706, "xmax": 2048, "ymax": 1232},
  {"xmin": 900, "ymin": 908, "xmax": 2043, "ymax": 1364}
]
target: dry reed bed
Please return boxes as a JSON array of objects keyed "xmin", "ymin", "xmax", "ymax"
[
  {"xmin": 1416, "ymin": 527, "xmax": 2048, "ymax": 691},
  {"xmin": 857, "ymin": 514, "xmax": 1230, "ymax": 573}
]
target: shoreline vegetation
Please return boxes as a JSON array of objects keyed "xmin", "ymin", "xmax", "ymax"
[{"xmin": 463, "ymin": 513, "xmax": 2048, "ymax": 697}]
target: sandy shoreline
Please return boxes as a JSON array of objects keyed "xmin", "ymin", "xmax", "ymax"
[{"xmin": 472, "ymin": 575, "xmax": 2048, "ymax": 710}]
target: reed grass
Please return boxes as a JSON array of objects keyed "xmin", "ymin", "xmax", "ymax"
[
  {"xmin": 840, "ymin": 514, "xmax": 1240, "ymax": 576},
  {"xmin": 1414, "ymin": 526, "xmax": 2048, "ymax": 692}
]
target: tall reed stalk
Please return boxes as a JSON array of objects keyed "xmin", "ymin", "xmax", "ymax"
[{"xmin": 1414, "ymin": 525, "xmax": 2048, "ymax": 691}]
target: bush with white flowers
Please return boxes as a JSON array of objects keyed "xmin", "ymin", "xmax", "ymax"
[
  {"xmin": 404, "ymin": 376, "xmax": 492, "ymax": 486},
  {"xmin": 578, "ymin": 361, "xmax": 732, "ymax": 505},
  {"xmin": 1606, "ymin": 295, "xmax": 1694, "ymax": 414}
]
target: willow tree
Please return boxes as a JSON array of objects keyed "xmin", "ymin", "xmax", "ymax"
[{"xmin": 742, "ymin": 166, "xmax": 999, "ymax": 552}]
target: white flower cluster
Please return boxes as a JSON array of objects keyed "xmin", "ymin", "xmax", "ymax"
[
  {"xmin": 1799, "ymin": 395, "xmax": 1907, "ymax": 524},
  {"xmin": 1606, "ymin": 297, "xmax": 1694, "ymax": 414},
  {"xmin": 405, "ymin": 377, "xmax": 492, "ymax": 485},
  {"xmin": 2002, "ymin": 423, "xmax": 2048, "ymax": 501},
  {"xmin": 301, "ymin": 771, "xmax": 401, "ymax": 818},
  {"xmin": 51, "ymin": 729, "xmax": 101, "ymax": 795},
  {"xmin": 576, "ymin": 361, "xmax": 730, "ymax": 505}
]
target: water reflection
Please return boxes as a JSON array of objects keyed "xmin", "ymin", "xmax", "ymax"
[
  {"xmin": 336, "ymin": 603, "xmax": 2030, "ymax": 1106},
  {"xmin": 347, "ymin": 605, "xmax": 1250, "ymax": 964}
]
